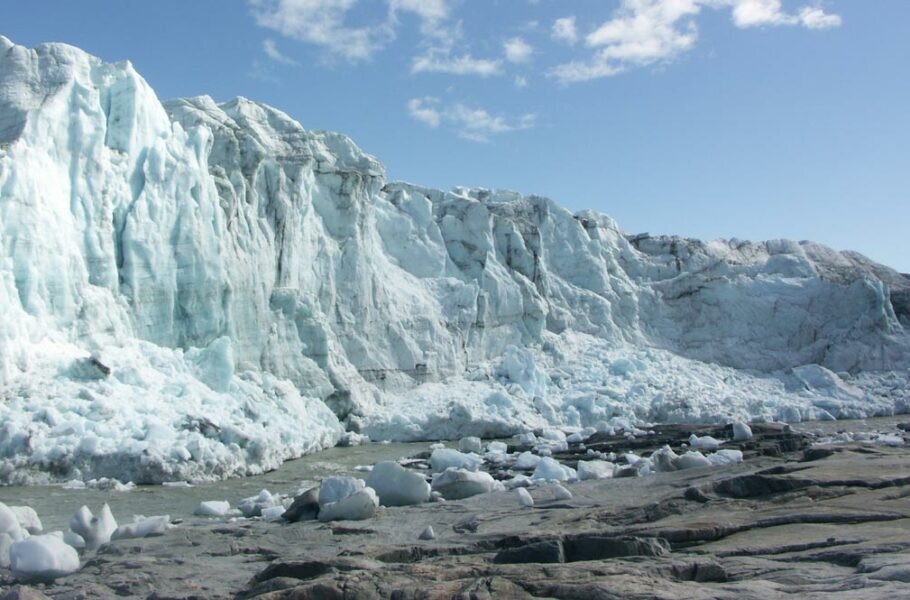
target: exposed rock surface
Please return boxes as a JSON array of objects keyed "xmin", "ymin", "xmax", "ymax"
[{"xmin": 4, "ymin": 426, "xmax": 908, "ymax": 599}]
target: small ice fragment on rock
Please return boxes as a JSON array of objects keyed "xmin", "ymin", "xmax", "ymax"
[
  {"xmin": 318, "ymin": 488, "xmax": 379, "ymax": 522},
  {"xmin": 688, "ymin": 434, "xmax": 722, "ymax": 451},
  {"xmin": 732, "ymin": 422, "xmax": 753, "ymax": 442},
  {"xmin": 418, "ymin": 525, "xmax": 436, "ymax": 540},
  {"xmin": 551, "ymin": 484, "xmax": 573, "ymax": 500},
  {"xmin": 514, "ymin": 451, "xmax": 541, "ymax": 470},
  {"xmin": 431, "ymin": 468, "xmax": 504, "ymax": 499},
  {"xmin": 69, "ymin": 504, "xmax": 117, "ymax": 550},
  {"xmin": 532, "ymin": 457, "xmax": 574, "ymax": 481},
  {"xmin": 261, "ymin": 506, "xmax": 286, "ymax": 521},
  {"xmin": 10, "ymin": 506, "xmax": 42, "ymax": 534},
  {"xmin": 9, "ymin": 534, "xmax": 80, "ymax": 581},
  {"xmin": 111, "ymin": 515, "xmax": 170, "ymax": 540},
  {"xmin": 366, "ymin": 461, "xmax": 431, "ymax": 507},
  {"xmin": 577, "ymin": 460, "xmax": 615, "ymax": 480},
  {"xmin": 430, "ymin": 448, "xmax": 482, "ymax": 473},
  {"xmin": 318, "ymin": 477, "xmax": 365, "ymax": 506},
  {"xmin": 194, "ymin": 501, "xmax": 231, "ymax": 517},
  {"xmin": 675, "ymin": 451, "xmax": 712, "ymax": 470},
  {"xmin": 515, "ymin": 487, "xmax": 534, "ymax": 507}
]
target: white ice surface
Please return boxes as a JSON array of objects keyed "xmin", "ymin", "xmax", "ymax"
[
  {"xmin": 365, "ymin": 461, "xmax": 431, "ymax": 507},
  {"xmin": 0, "ymin": 36, "xmax": 908, "ymax": 484},
  {"xmin": 9, "ymin": 534, "xmax": 80, "ymax": 581}
]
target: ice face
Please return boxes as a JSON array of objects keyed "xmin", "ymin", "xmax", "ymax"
[{"xmin": 0, "ymin": 37, "xmax": 908, "ymax": 484}]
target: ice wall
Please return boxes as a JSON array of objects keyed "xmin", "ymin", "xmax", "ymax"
[{"xmin": 0, "ymin": 36, "xmax": 907, "ymax": 483}]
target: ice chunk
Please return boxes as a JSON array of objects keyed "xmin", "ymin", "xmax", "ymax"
[
  {"xmin": 514, "ymin": 451, "xmax": 541, "ymax": 470},
  {"xmin": 707, "ymin": 449, "xmax": 744, "ymax": 466},
  {"xmin": 0, "ymin": 503, "xmax": 26, "ymax": 542},
  {"xmin": 551, "ymin": 484, "xmax": 573, "ymax": 500},
  {"xmin": 431, "ymin": 468, "xmax": 504, "ymax": 499},
  {"xmin": 69, "ymin": 504, "xmax": 117, "ymax": 550},
  {"xmin": 688, "ymin": 434, "xmax": 722, "ymax": 451},
  {"xmin": 318, "ymin": 477, "xmax": 366, "ymax": 506},
  {"xmin": 577, "ymin": 460, "xmax": 615, "ymax": 480},
  {"xmin": 430, "ymin": 448, "xmax": 482, "ymax": 473},
  {"xmin": 531, "ymin": 457, "xmax": 575, "ymax": 481},
  {"xmin": 732, "ymin": 422, "xmax": 753, "ymax": 442},
  {"xmin": 194, "ymin": 501, "xmax": 232, "ymax": 517},
  {"xmin": 458, "ymin": 437, "xmax": 482, "ymax": 453},
  {"xmin": 9, "ymin": 534, "xmax": 80, "ymax": 581},
  {"xmin": 111, "ymin": 516, "xmax": 170, "ymax": 540},
  {"xmin": 10, "ymin": 506, "xmax": 42, "ymax": 534},
  {"xmin": 366, "ymin": 461, "xmax": 431, "ymax": 507},
  {"xmin": 675, "ymin": 451, "xmax": 712, "ymax": 470},
  {"xmin": 486, "ymin": 441, "xmax": 508, "ymax": 454},
  {"xmin": 239, "ymin": 490, "xmax": 281, "ymax": 517},
  {"xmin": 261, "ymin": 506, "xmax": 286, "ymax": 521},
  {"xmin": 515, "ymin": 487, "xmax": 534, "ymax": 507},
  {"xmin": 318, "ymin": 488, "xmax": 379, "ymax": 522},
  {"xmin": 63, "ymin": 531, "xmax": 85, "ymax": 550},
  {"xmin": 418, "ymin": 525, "xmax": 436, "ymax": 540}
]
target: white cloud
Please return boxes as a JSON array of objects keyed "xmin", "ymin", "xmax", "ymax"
[
  {"xmin": 514, "ymin": 75, "xmax": 529, "ymax": 88},
  {"xmin": 728, "ymin": 0, "xmax": 794, "ymax": 27},
  {"xmin": 262, "ymin": 38, "xmax": 298, "ymax": 65},
  {"xmin": 249, "ymin": 0, "xmax": 384, "ymax": 61},
  {"xmin": 407, "ymin": 97, "xmax": 442, "ymax": 128},
  {"xmin": 411, "ymin": 52, "xmax": 502, "ymax": 77},
  {"xmin": 550, "ymin": 0, "xmax": 842, "ymax": 83},
  {"xmin": 407, "ymin": 98, "xmax": 536, "ymax": 142},
  {"xmin": 249, "ymin": 0, "xmax": 455, "ymax": 61},
  {"xmin": 798, "ymin": 6, "xmax": 842, "ymax": 29},
  {"xmin": 552, "ymin": 16, "xmax": 579, "ymax": 45},
  {"xmin": 504, "ymin": 37, "xmax": 534, "ymax": 63}
]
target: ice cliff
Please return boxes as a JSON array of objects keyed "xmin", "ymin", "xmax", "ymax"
[{"xmin": 1, "ymin": 36, "xmax": 908, "ymax": 484}]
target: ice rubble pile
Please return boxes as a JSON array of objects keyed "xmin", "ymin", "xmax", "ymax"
[{"xmin": 0, "ymin": 36, "xmax": 909, "ymax": 484}]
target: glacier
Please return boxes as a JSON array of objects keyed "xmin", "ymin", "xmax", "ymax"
[{"xmin": 0, "ymin": 35, "xmax": 908, "ymax": 484}]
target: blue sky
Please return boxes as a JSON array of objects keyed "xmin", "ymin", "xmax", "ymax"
[{"xmin": 2, "ymin": 1, "xmax": 908, "ymax": 271}]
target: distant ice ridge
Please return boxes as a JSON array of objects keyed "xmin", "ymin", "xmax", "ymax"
[{"xmin": 0, "ymin": 36, "xmax": 908, "ymax": 484}]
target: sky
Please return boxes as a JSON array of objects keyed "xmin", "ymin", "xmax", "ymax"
[{"xmin": 1, "ymin": 1, "xmax": 908, "ymax": 271}]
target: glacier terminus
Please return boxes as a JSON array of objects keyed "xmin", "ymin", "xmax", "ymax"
[{"xmin": 0, "ymin": 36, "xmax": 908, "ymax": 485}]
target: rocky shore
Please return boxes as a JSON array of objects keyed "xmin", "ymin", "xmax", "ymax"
[{"xmin": 2, "ymin": 422, "xmax": 909, "ymax": 599}]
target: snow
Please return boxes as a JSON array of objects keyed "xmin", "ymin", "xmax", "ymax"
[
  {"xmin": 9, "ymin": 534, "xmax": 80, "ymax": 581},
  {"xmin": 431, "ymin": 467, "xmax": 504, "ymax": 499},
  {"xmin": 365, "ymin": 461, "xmax": 431, "ymax": 506},
  {"xmin": 0, "ymin": 36, "xmax": 908, "ymax": 484}
]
